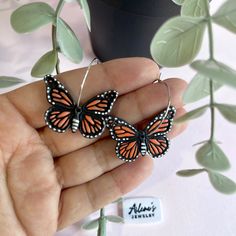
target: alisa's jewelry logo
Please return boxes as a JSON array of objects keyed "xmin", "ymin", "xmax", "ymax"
[
  {"xmin": 128, "ymin": 201, "xmax": 157, "ymax": 219},
  {"xmin": 123, "ymin": 197, "xmax": 162, "ymax": 223}
]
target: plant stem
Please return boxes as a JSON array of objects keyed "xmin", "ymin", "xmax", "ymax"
[
  {"xmin": 97, "ymin": 208, "xmax": 106, "ymax": 236},
  {"xmin": 209, "ymin": 80, "xmax": 215, "ymax": 141},
  {"xmin": 206, "ymin": 0, "xmax": 215, "ymax": 141},
  {"xmin": 52, "ymin": 25, "xmax": 60, "ymax": 74},
  {"xmin": 51, "ymin": 0, "xmax": 65, "ymax": 75},
  {"xmin": 207, "ymin": 21, "xmax": 214, "ymax": 60},
  {"xmin": 55, "ymin": 0, "xmax": 65, "ymax": 17}
]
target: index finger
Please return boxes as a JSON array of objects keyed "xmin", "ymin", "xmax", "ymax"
[{"xmin": 5, "ymin": 58, "xmax": 159, "ymax": 128}]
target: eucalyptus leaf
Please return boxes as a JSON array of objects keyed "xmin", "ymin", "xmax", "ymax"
[
  {"xmin": 196, "ymin": 141, "xmax": 230, "ymax": 171},
  {"xmin": 150, "ymin": 16, "xmax": 206, "ymax": 67},
  {"xmin": 172, "ymin": 0, "xmax": 185, "ymax": 5},
  {"xmin": 214, "ymin": 103, "xmax": 236, "ymax": 123},
  {"xmin": 0, "ymin": 76, "xmax": 25, "ymax": 88},
  {"xmin": 181, "ymin": 0, "xmax": 208, "ymax": 17},
  {"xmin": 106, "ymin": 215, "xmax": 124, "ymax": 224},
  {"xmin": 176, "ymin": 168, "xmax": 206, "ymax": 177},
  {"xmin": 11, "ymin": 2, "xmax": 55, "ymax": 33},
  {"xmin": 213, "ymin": 0, "xmax": 236, "ymax": 34},
  {"xmin": 31, "ymin": 50, "xmax": 57, "ymax": 78},
  {"xmin": 56, "ymin": 18, "xmax": 83, "ymax": 63},
  {"xmin": 175, "ymin": 105, "xmax": 208, "ymax": 123},
  {"xmin": 78, "ymin": 0, "xmax": 91, "ymax": 31},
  {"xmin": 82, "ymin": 219, "xmax": 99, "ymax": 230},
  {"xmin": 207, "ymin": 171, "xmax": 236, "ymax": 194},
  {"xmin": 183, "ymin": 73, "xmax": 222, "ymax": 104},
  {"xmin": 191, "ymin": 60, "xmax": 236, "ymax": 88}
]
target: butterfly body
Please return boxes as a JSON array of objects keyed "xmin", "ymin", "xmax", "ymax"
[
  {"xmin": 44, "ymin": 75, "xmax": 118, "ymax": 138},
  {"xmin": 135, "ymin": 130, "xmax": 146, "ymax": 156},
  {"xmin": 106, "ymin": 106, "xmax": 176, "ymax": 162},
  {"xmin": 71, "ymin": 106, "xmax": 82, "ymax": 132}
]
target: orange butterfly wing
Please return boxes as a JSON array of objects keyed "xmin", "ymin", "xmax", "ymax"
[
  {"xmin": 45, "ymin": 107, "xmax": 74, "ymax": 132},
  {"xmin": 116, "ymin": 141, "xmax": 139, "ymax": 162},
  {"xmin": 79, "ymin": 114, "xmax": 105, "ymax": 138},
  {"xmin": 83, "ymin": 90, "xmax": 118, "ymax": 115},
  {"xmin": 78, "ymin": 91, "xmax": 118, "ymax": 138},
  {"xmin": 44, "ymin": 75, "xmax": 75, "ymax": 132},
  {"xmin": 145, "ymin": 106, "xmax": 175, "ymax": 158},
  {"xmin": 44, "ymin": 75, "xmax": 75, "ymax": 107},
  {"xmin": 106, "ymin": 116, "xmax": 137, "ymax": 141},
  {"xmin": 147, "ymin": 136, "xmax": 169, "ymax": 158},
  {"xmin": 106, "ymin": 116, "xmax": 140, "ymax": 162},
  {"xmin": 146, "ymin": 106, "xmax": 176, "ymax": 136}
]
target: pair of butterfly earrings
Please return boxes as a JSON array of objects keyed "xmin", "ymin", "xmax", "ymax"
[{"xmin": 44, "ymin": 59, "xmax": 176, "ymax": 162}]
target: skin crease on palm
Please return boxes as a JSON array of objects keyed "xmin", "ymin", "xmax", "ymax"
[{"xmin": 0, "ymin": 58, "xmax": 187, "ymax": 235}]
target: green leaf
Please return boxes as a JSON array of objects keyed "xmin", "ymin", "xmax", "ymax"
[
  {"xmin": 207, "ymin": 171, "xmax": 236, "ymax": 194},
  {"xmin": 57, "ymin": 18, "xmax": 83, "ymax": 63},
  {"xmin": 106, "ymin": 215, "xmax": 124, "ymax": 223},
  {"xmin": 82, "ymin": 219, "xmax": 99, "ymax": 230},
  {"xmin": 0, "ymin": 76, "xmax": 25, "ymax": 88},
  {"xmin": 213, "ymin": 0, "xmax": 236, "ymax": 34},
  {"xmin": 78, "ymin": 0, "xmax": 91, "ymax": 31},
  {"xmin": 215, "ymin": 103, "xmax": 236, "ymax": 123},
  {"xmin": 150, "ymin": 16, "xmax": 206, "ymax": 67},
  {"xmin": 181, "ymin": 0, "xmax": 208, "ymax": 17},
  {"xmin": 31, "ymin": 50, "xmax": 57, "ymax": 78},
  {"xmin": 175, "ymin": 105, "xmax": 208, "ymax": 123},
  {"xmin": 196, "ymin": 141, "xmax": 230, "ymax": 171},
  {"xmin": 183, "ymin": 73, "xmax": 222, "ymax": 104},
  {"xmin": 191, "ymin": 60, "xmax": 236, "ymax": 88},
  {"xmin": 177, "ymin": 168, "xmax": 206, "ymax": 177},
  {"xmin": 172, "ymin": 0, "xmax": 185, "ymax": 5},
  {"xmin": 11, "ymin": 2, "xmax": 55, "ymax": 33}
]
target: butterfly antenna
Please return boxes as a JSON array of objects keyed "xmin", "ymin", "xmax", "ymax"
[{"xmin": 77, "ymin": 58, "xmax": 100, "ymax": 105}]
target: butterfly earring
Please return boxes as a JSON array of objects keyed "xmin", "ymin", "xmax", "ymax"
[
  {"xmin": 44, "ymin": 58, "xmax": 118, "ymax": 139},
  {"xmin": 106, "ymin": 78, "xmax": 176, "ymax": 162}
]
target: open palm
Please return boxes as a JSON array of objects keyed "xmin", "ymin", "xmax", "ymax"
[{"xmin": 0, "ymin": 58, "xmax": 186, "ymax": 235}]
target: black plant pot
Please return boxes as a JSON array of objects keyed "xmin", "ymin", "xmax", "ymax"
[{"xmin": 87, "ymin": 0, "xmax": 180, "ymax": 62}]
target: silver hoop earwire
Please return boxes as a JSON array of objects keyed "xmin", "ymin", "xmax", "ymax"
[
  {"xmin": 151, "ymin": 74, "xmax": 172, "ymax": 135},
  {"xmin": 77, "ymin": 58, "xmax": 100, "ymax": 106}
]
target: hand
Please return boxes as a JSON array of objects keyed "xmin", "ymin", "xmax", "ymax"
[{"xmin": 0, "ymin": 58, "xmax": 186, "ymax": 235}]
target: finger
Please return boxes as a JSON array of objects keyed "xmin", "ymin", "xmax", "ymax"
[
  {"xmin": 169, "ymin": 107, "xmax": 187, "ymax": 137},
  {"xmin": 40, "ymin": 78, "xmax": 187, "ymax": 157},
  {"xmin": 112, "ymin": 78, "xmax": 186, "ymax": 123},
  {"xmin": 5, "ymin": 58, "xmax": 159, "ymax": 128},
  {"xmin": 55, "ymin": 107, "xmax": 186, "ymax": 189},
  {"xmin": 57, "ymin": 157, "xmax": 153, "ymax": 230}
]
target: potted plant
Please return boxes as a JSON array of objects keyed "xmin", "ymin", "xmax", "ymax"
[{"xmin": 87, "ymin": 0, "xmax": 180, "ymax": 61}]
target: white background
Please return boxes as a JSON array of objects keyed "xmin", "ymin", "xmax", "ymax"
[{"xmin": 0, "ymin": 0, "xmax": 236, "ymax": 236}]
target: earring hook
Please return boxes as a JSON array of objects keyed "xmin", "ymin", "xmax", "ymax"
[
  {"xmin": 77, "ymin": 58, "xmax": 100, "ymax": 106},
  {"xmin": 151, "ymin": 73, "xmax": 172, "ymax": 135},
  {"xmin": 153, "ymin": 73, "xmax": 171, "ymax": 108}
]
